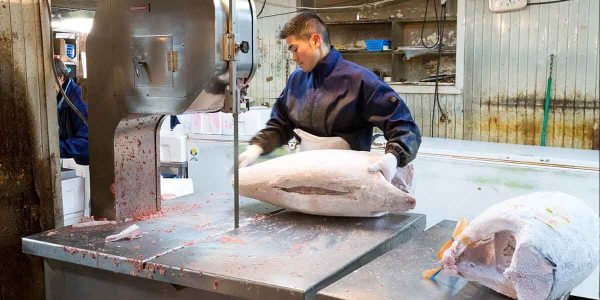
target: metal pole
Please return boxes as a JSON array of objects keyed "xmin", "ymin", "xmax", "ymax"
[
  {"xmin": 228, "ymin": 0, "xmax": 240, "ymax": 228},
  {"xmin": 541, "ymin": 54, "xmax": 554, "ymax": 146}
]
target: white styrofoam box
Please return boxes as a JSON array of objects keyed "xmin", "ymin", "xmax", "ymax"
[
  {"xmin": 160, "ymin": 116, "xmax": 171, "ymax": 133},
  {"xmin": 64, "ymin": 212, "xmax": 84, "ymax": 227},
  {"xmin": 160, "ymin": 134, "xmax": 188, "ymax": 162},
  {"xmin": 189, "ymin": 107, "xmax": 272, "ymax": 136},
  {"xmin": 62, "ymin": 176, "xmax": 85, "ymax": 226},
  {"xmin": 223, "ymin": 107, "xmax": 272, "ymax": 136},
  {"xmin": 200, "ymin": 113, "xmax": 224, "ymax": 134},
  {"xmin": 160, "ymin": 178, "xmax": 194, "ymax": 198},
  {"xmin": 61, "ymin": 159, "xmax": 90, "ymax": 217}
]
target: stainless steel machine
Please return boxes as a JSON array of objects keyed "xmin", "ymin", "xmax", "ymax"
[{"xmin": 87, "ymin": 0, "xmax": 256, "ymax": 221}]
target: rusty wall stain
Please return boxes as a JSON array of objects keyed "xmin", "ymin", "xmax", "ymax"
[
  {"xmin": 461, "ymin": 0, "xmax": 599, "ymax": 150},
  {"xmin": 479, "ymin": 101, "xmax": 598, "ymax": 149}
]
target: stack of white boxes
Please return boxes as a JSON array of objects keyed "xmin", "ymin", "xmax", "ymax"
[
  {"xmin": 60, "ymin": 166, "xmax": 86, "ymax": 226},
  {"xmin": 194, "ymin": 107, "xmax": 272, "ymax": 136},
  {"xmin": 159, "ymin": 118, "xmax": 194, "ymax": 198}
]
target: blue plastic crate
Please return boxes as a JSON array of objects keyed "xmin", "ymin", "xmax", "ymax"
[{"xmin": 365, "ymin": 39, "xmax": 391, "ymax": 52}]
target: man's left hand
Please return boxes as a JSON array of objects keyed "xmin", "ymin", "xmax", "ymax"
[{"xmin": 368, "ymin": 153, "xmax": 397, "ymax": 182}]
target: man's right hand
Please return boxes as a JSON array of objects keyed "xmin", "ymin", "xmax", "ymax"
[{"xmin": 239, "ymin": 144, "xmax": 263, "ymax": 168}]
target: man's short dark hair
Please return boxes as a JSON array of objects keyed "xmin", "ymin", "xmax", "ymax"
[
  {"xmin": 279, "ymin": 11, "xmax": 330, "ymax": 46},
  {"xmin": 53, "ymin": 57, "xmax": 69, "ymax": 79}
]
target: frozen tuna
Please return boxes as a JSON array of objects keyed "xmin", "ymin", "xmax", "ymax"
[
  {"xmin": 239, "ymin": 149, "xmax": 415, "ymax": 217},
  {"xmin": 439, "ymin": 192, "xmax": 599, "ymax": 300}
]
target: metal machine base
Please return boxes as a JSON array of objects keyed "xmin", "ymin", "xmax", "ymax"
[
  {"xmin": 23, "ymin": 193, "xmax": 425, "ymax": 299},
  {"xmin": 43, "ymin": 259, "xmax": 239, "ymax": 300}
]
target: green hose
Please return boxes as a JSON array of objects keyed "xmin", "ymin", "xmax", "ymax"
[{"xmin": 541, "ymin": 55, "xmax": 554, "ymax": 146}]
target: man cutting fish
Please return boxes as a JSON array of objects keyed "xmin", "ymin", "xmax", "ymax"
[{"xmin": 240, "ymin": 12, "xmax": 421, "ymax": 182}]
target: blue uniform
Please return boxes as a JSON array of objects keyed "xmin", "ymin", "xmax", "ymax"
[
  {"xmin": 57, "ymin": 78, "xmax": 89, "ymax": 165},
  {"xmin": 250, "ymin": 48, "xmax": 421, "ymax": 167}
]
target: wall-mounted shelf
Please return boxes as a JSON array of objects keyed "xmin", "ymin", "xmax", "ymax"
[
  {"xmin": 312, "ymin": 0, "xmax": 458, "ymax": 85},
  {"xmin": 325, "ymin": 19, "xmax": 391, "ymax": 25},
  {"xmin": 338, "ymin": 49, "xmax": 393, "ymax": 55},
  {"xmin": 394, "ymin": 46, "xmax": 456, "ymax": 57}
]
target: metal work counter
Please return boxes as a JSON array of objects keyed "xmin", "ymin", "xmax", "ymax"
[
  {"xmin": 23, "ymin": 193, "xmax": 280, "ymax": 274},
  {"xmin": 317, "ymin": 220, "xmax": 509, "ymax": 300},
  {"xmin": 23, "ymin": 192, "xmax": 426, "ymax": 299}
]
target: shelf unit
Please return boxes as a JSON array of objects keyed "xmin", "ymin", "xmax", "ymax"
[
  {"xmin": 53, "ymin": 31, "xmax": 90, "ymax": 101},
  {"xmin": 54, "ymin": 31, "xmax": 80, "ymax": 78},
  {"xmin": 326, "ymin": 17, "xmax": 457, "ymax": 84}
]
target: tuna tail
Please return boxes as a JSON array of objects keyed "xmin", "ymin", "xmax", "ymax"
[
  {"xmin": 423, "ymin": 218, "xmax": 469, "ymax": 281},
  {"xmin": 437, "ymin": 218, "xmax": 469, "ymax": 259}
]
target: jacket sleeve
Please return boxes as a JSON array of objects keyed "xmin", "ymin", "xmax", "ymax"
[
  {"xmin": 60, "ymin": 86, "xmax": 89, "ymax": 163},
  {"xmin": 361, "ymin": 77, "xmax": 421, "ymax": 167},
  {"xmin": 60, "ymin": 125, "xmax": 88, "ymax": 159},
  {"xmin": 249, "ymin": 86, "xmax": 295, "ymax": 155}
]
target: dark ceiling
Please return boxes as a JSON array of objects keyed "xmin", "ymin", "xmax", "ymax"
[{"xmin": 51, "ymin": 0, "xmax": 98, "ymax": 11}]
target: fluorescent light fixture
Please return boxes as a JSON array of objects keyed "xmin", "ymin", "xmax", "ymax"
[{"xmin": 51, "ymin": 18, "xmax": 94, "ymax": 33}]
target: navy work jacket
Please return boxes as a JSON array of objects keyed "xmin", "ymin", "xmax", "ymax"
[
  {"xmin": 57, "ymin": 78, "xmax": 89, "ymax": 165},
  {"xmin": 250, "ymin": 48, "xmax": 421, "ymax": 167}
]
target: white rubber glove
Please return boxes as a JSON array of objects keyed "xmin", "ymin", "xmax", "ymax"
[
  {"xmin": 368, "ymin": 153, "xmax": 398, "ymax": 182},
  {"xmin": 239, "ymin": 144, "xmax": 263, "ymax": 168}
]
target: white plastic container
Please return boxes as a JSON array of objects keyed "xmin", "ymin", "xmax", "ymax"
[
  {"xmin": 160, "ymin": 135, "xmax": 188, "ymax": 163},
  {"xmin": 62, "ymin": 176, "xmax": 85, "ymax": 226}
]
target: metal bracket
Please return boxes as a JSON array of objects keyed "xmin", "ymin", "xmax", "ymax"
[
  {"xmin": 167, "ymin": 50, "xmax": 178, "ymax": 72},
  {"xmin": 222, "ymin": 84, "xmax": 241, "ymax": 114},
  {"xmin": 222, "ymin": 33, "xmax": 237, "ymax": 61},
  {"xmin": 223, "ymin": 34, "xmax": 250, "ymax": 62}
]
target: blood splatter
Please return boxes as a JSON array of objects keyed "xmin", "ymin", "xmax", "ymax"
[{"xmin": 219, "ymin": 236, "xmax": 245, "ymax": 244}]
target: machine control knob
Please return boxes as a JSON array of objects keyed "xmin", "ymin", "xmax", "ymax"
[{"xmin": 239, "ymin": 41, "xmax": 250, "ymax": 53}]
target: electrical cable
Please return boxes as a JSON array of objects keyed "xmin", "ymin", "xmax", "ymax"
[
  {"xmin": 528, "ymin": 0, "xmax": 572, "ymax": 5},
  {"xmin": 256, "ymin": 0, "xmax": 267, "ymax": 18},
  {"xmin": 44, "ymin": 0, "xmax": 88, "ymax": 125},
  {"xmin": 431, "ymin": 3, "xmax": 448, "ymax": 137},
  {"xmin": 420, "ymin": 0, "xmax": 441, "ymax": 49},
  {"xmin": 258, "ymin": 9, "xmax": 302, "ymax": 19},
  {"xmin": 419, "ymin": 0, "xmax": 448, "ymax": 136}
]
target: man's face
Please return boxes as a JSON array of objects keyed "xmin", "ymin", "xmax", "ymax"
[{"xmin": 286, "ymin": 34, "xmax": 321, "ymax": 72}]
